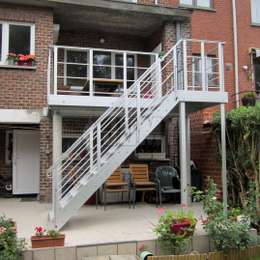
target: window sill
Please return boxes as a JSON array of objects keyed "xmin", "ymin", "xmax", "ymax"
[
  {"xmin": 251, "ymin": 23, "xmax": 260, "ymax": 27},
  {"xmin": 179, "ymin": 4, "xmax": 216, "ymax": 12},
  {"xmin": 0, "ymin": 64, "xmax": 36, "ymax": 70}
]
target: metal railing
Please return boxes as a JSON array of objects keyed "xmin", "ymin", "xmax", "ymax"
[
  {"xmin": 49, "ymin": 39, "xmax": 225, "ymax": 221},
  {"xmin": 48, "ymin": 45, "xmax": 158, "ymax": 98}
]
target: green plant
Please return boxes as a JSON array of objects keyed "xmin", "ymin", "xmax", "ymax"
[
  {"xmin": 196, "ymin": 179, "xmax": 253, "ymax": 253},
  {"xmin": 242, "ymin": 91, "xmax": 257, "ymax": 99},
  {"xmin": 46, "ymin": 229, "xmax": 60, "ymax": 239},
  {"xmin": 0, "ymin": 216, "xmax": 25, "ymax": 260},
  {"xmin": 154, "ymin": 208, "xmax": 197, "ymax": 255},
  {"xmin": 0, "ymin": 216, "xmax": 15, "ymax": 230}
]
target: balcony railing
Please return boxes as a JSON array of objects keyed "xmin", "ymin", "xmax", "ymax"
[{"xmin": 48, "ymin": 45, "xmax": 158, "ymax": 98}]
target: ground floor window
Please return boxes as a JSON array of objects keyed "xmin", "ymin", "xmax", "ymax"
[{"xmin": 253, "ymin": 56, "xmax": 260, "ymax": 93}]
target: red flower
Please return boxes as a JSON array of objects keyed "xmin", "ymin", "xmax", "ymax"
[
  {"xmin": 34, "ymin": 226, "xmax": 45, "ymax": 236},
  {"xmin": 158, "ymin": 207, "xmax": 165, "ymax": 215}
]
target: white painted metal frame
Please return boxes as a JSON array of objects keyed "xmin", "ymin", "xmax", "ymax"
[
  {"xmin": 0, "ymin": 21, "xmax": 35, "ymax": 65},
  {"xmin": 49, "ymin": 39, "xmax": 227, "ymax": 230}
]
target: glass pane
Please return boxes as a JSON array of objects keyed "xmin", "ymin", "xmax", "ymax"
[
  {"xmin": 180, "ymin": 0, "xmax": 193, "ymax": 5},
  {"xmin": 115, "ymin": 54, "xmax": 123, "ymax": 79},
  {"xmin": 67, "ymin": 64, "xmax": 87, "ymax": 78},
  {"xmin": 93, "ymin": 51, "xmax": 111, "ymax": 78},
  {"xmin": 197, "ymin": 0, "xmax": 211, "ymax": 7},
  {"xmin": 254, "ymin": 59, "xmax": 260, "ymax": 91},
  {"xmin": 251, "ymin": 0, "xmax": 260, "ymax": 24},
  {"xmin": 9, "ymin": 25, "xmax": 31, "ymax": 55},
  {"xmin": 136, "ymin": 138, "xmax": 162, "ymax": 153},
  {"xmin": 67, "ymin": 50, "xmax": 88, "ymax": 63}
]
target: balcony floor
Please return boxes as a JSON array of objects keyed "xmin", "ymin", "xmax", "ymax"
[{"xmin": 0, "ymin": 198, "xmax": 205, "ymax": 247}]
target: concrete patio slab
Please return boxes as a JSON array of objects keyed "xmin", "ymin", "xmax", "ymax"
[{"xmin": 0, "ymin": 198, "xmax": 205, "ymax": 247}]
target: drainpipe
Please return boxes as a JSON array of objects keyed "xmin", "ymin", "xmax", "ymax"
[{"xmin": 232, "ymin": 0, "xmax": 240, "ymax": 108}]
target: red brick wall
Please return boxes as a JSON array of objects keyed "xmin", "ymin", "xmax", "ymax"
[{"xmin": 0, "ymin": 5, "xmax": 53, "ymax": 109}]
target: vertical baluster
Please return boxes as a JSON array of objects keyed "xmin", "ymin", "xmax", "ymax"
[
  {"xmin": 156, "ymin": 55, "xmax": 162, "ymax": 97},
  {"xmin": 47, "ymin": 48, "xmax": 51, "ymax": 97},
  {"xmin": 201, "ymin": 41, "xmax": 207, "ymax": 91},
  {"xmin": 89, "ymin": 128, "xmax": 93, "ymax": 172},
  {"xmin": 123, "ymin": 52, "xmax": 129, "ymax": 132},
  {"xmin": 89, "ymin": 49, "xmax": 93, "ymax": 96},
  {"xmin": 173, "ymin": 47, "xmax": 178, "ymax": 91},
  {"xmin": 97, "ymin": 122, "xmax": 101, "ymax": 170},
  {"xmin": 137, "ymin": 81, "xmax": 141, "ymax": 136},
  {"xmin": 183, "ymin": 40, "xmax": 188, "ymax": 91},
  {"xmin": 218, "ymin": 42, "xmax": 225, "ymax": 92},
  {"xmin": 53, "ymin": 46, "xmax": 58, "ymax": 95}
]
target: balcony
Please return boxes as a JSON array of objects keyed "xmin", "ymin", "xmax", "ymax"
[{"xmin": 48, "ymin": 46, "xmax": 158, "ymax": 107}]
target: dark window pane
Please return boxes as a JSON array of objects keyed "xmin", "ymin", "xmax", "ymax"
[
  {"xmin": 93, "ymin": 51, "xmax": 111, "ymax": 78},
  {"xmin": 9, "ymin": 25, "xmax": 31, "ymax": 55},
  {"xmin": 254, "ymin": 57, "xmax": 260, "ymax": 91},
  {"xmin": 136, "ymin": 139, "xmax": 162, "ymax": 153}
]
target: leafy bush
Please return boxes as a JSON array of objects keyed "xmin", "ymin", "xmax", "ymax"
[
  {"xmin": 194, "ymin": 179, "xmax": 253, "ymax": 253},
  {"xmin": 0, "ymin": 216, "xmax": 25, "ymax": 260}
]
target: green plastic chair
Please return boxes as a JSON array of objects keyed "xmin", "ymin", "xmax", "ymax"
[{"xmin": 155, "ymin": 166, "xmax": 181, "ymax": 205}]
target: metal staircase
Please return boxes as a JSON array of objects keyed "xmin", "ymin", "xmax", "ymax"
[{"xmin": 49, "ymin": 39, "xmax": 224, "ymax": 230}]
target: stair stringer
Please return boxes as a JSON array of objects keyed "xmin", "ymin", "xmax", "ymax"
[{"xmin": 53, "ymin": 92, "xmax": 179, "ymax": 230}]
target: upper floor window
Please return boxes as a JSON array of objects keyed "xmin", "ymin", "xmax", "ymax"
[
  {"xmin": 180, "ymin": 0, "xmax": 212, "ymax": 9},
  {"xmin": 251, "ymin": 0, "xmax": 260, "ymax": 24},
  {"xmin": 0, "ymin": 22, "xmax": 35, "ymax": 65}
]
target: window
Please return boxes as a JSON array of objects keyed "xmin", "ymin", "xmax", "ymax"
[
  {"xmin": 192, "ymin": 55, "xmax": 217, "ymax": 87},
  {"xmin": 135, "ymin": 135, "xmax": 166, "ymax": 160},
  {"xmin": 0, "ymin": 22, "xmax": 35, "ymax": 64},
  {"xmin": 253, "ymin": 55, "xmax": 260, "ymax": 93},
  {"xmin": 5, "ymin": 131, "xmax": 13, "ymax": 165},
  {"xmin": 251, "ymin": 0, "xmax": 260, "ymax": 24},
  {"xmin": 180, "ymin": 0, "xmax": 212, "ymax": 8}
]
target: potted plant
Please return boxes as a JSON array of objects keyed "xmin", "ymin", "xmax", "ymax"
[
  {"xmin": 154, "ymin": 208, "xmax": 197, "ymax": 255},
  {"xmin": 31, "ymin": 226, "xmax": 65, "ymax": 248},
  {"xmin": 6, "ymin": 53, "xmax": 18, "ymax": 65},
  {"xmin": 17, "ymin": 54, "xmax": 36, "ymax": 66},
  {"xmin": 241, "ymin": 91, "xmax": 256, "ymax": 106}
]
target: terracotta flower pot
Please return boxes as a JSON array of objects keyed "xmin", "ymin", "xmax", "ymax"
[
  {"xmin": 17, "ymin": 60, "xmax": 34, "ymax": 66},
  {"xmin": 31, "ymin": 234, "xmax": 65, "ymax": 248}
]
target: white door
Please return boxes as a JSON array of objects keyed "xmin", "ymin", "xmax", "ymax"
[{"xmin": 13, "ymin": 130, "xmax": 40, "ymax": 194}]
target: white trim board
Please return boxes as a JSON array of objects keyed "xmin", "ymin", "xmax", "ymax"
[{"xmin": 0, "ymin": 109, "xmax": 42, "ymax": 124}]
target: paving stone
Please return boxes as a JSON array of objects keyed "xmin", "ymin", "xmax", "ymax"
[
  {"xmin": 55, "ymin": 246, "xmax": 76, "ymax": 260},
  {"xmin": 117, "ymin": 242, "xmax": 137, "ymax": 255},
  {"xmin": 22, "ymin": 250, "xmax": 33, "ymax": 260},
  {"xmin": 77, "ymin": 246, "xmax": 98, "ymax": 260},
  {"xmin": 33, "ymin": 248, "xmax": 55, "ymax": 260},
  {"xmin": 97, "ymin": 244, "xmax": 117, "ymax": 256}
]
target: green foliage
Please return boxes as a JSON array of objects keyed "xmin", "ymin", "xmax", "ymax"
[
  {"xmin": 242, "ymin": 91, "xmax": 257, "ymax": 99},
  {"xmin": 212, "ymin": 102, "xmax": 260, "ymax": 214},
  {"xmin": 0, "ymin": 216, "xmax": 25, "ymax": 260},
  {"xmin": 195, "ymin": 179, "xmax": 253, "ymax": 253},
  {"xmin": 154, "ymin": 209, "xmax": 197, "ymax": 255},
  {"xmin": 47, "ymin": 229, "xmax": 60, "ymax": 239}
]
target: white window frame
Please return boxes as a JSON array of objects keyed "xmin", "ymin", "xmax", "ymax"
[
  {"xmin": 0, "ymin": 21, "xmax": 35, "ymax": 65},
  {"xmin": 251, "ymin": 0, "xmax": 260, "ymax": 25},
  {"xmin": 180, "ymin": 0, "xmax": 213, "ymax": 9}
]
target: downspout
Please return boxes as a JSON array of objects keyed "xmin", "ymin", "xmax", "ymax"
[{"xmin": 232, "ymin": 0, "xmax": 240, "ymax": 108}]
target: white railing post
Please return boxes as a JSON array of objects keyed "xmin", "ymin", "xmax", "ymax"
[
  {"xmin": 123, "ymin": 52, "xmax": 129, "ymax": 132},
  {"xmin": 173, "ymin": 47, "xmax": 178, "ymax": 90},
  {"xmin": 53, "ymin": 46, "xmax": 58, "ymax": 95},
  {"xmin": 89, "ymin": 128, "xmax": 93, "ymax": 172},
  {"xmin": 157, "ymin": 57, "xmax": 162, "ymax": 97},
  {"xmin": 218, "ymin": 42, "xmax": 225, "ymax": 92},
  {"xmin": 97, "ymin": 123, "xmax": 101, "ymax": 170},
  {"xmin": 47, "ymin": 48, "xmax": 51, "ymax": 97},
  {"xmin": 183, "ymin": 40, "xmax": 188, "ymax": 91},
  {"xmin": 201, "ymin": 41, "xmax": 207, "ymax": 91},
  {"xmin": 89, "ymin": 49, "xmax": 94, "ymax": 96},
  {"xmin": 136, "ymin": 81, "xmax": 141, "ymax": 140}
]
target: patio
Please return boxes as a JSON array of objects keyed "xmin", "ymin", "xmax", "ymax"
[{"xmin": 0, "ymin": 198, "xmax": 204, "ymax": 247}]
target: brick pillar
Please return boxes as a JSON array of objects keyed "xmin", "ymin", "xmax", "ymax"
[{"xmin": 39, "ymin": 116, "xmax": 52, "ymax": 202}]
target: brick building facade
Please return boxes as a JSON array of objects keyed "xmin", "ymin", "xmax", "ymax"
[{"xmin": 0, "ymin": 0, "xmax": 258, "ymax": 202}]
